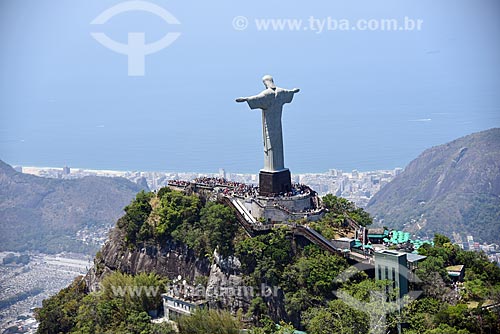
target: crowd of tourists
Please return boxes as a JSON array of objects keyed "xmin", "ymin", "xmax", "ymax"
[
  {"xmin": 168, "ymin": 177, "xmax": 313, "ymax": 200},
  {"xmin": 268, "ymin": 183, "xmax": 312, "ymax": 198},
  {"xmin": 193, "ymin": 177, "xmax": 237, "ymax": 188},
  {"xmin": 192, "ymin": 177, "xmax": 258, "ymax": 197},
  {"xmin": 167, "ymin": 180, "xmax": 190, "ymax": 187}
]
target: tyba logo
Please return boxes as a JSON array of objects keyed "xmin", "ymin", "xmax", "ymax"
[{"xmin": 90, "ymin": 1, "xmax": 181, "ymax": 76}]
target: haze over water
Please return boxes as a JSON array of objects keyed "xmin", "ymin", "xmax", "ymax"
[{"xmin": 1, "ymin": 0, "xmax": 499, "ymax": 173}]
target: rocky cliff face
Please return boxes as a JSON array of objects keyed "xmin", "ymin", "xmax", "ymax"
[
  {"xmin": 85, "ymin": 227, "xmax": 257, "ymax": 315},
  {"xmin": 86, "ymin": 227, "xmax": 211, "ymax": 291},
  {"xmin": 206, "ymin": 254, "xmax": 250, "ymax": 313}
]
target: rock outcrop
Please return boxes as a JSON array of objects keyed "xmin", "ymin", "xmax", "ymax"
[
  {"xmin": 86, "ymin": 227, "xmax": 211, "ymax": 291},
  {"xmin": 85, "ymin": 228, "xmax": 257, "ymax": 315}
]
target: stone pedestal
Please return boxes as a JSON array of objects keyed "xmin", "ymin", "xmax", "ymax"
[{"xmin": 259, "ymin": 169, "xmax": 292, "ymax": 196}]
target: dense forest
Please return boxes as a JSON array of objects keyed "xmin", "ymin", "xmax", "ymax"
[{"xmin": 36, "ymin": 188, "xmax": 500, "ymax": 333}]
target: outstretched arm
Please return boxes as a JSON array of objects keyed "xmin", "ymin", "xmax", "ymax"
[{"xmin": 236, "ymin": 92, "xmax": 270, "ymax": 109}]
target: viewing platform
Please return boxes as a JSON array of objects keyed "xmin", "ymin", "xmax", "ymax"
[{"xmin": 168, "ymin": 178, "xmax": 324, "ymax": 224}]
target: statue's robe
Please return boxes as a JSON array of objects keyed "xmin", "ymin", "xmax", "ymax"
[{"xmin": 245, "ymin": 87, "xmax": 295, "ymax": 172}]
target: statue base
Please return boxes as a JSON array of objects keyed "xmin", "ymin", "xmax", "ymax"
[{"xmin": 259, "ymin": 169, "xmax": 292, "ymax": 196}]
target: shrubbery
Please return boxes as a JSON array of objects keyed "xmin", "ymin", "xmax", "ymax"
[
  {"xmin": 36, "ymin": 272, "xmax": 172, "ymax": 334},
  {"xmin": 118, "ymin": 188, "xmax": 238, "ymax": 259}
]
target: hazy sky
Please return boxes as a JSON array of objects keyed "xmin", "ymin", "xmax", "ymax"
[{"xmin": 1, "ymin": 0, "xmax": 499, "ymax": 173}]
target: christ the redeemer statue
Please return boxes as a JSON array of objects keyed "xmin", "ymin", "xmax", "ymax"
[{"xmin": 236, "ymin": 75, "xmax": 300, "ymax": 196}]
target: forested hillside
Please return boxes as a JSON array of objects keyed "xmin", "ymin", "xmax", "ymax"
[
  {"xmin": 0, "ymin": 160, "xmax": 147, "ymax": 253},
  {"xmin": 367, "ymin": 128, "xmax": 500, "ymax": 243}
]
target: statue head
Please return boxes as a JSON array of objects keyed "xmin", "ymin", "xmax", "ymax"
[{"xmin": 262, "ymin": 75, "xmax": 276, "ymax": 89}]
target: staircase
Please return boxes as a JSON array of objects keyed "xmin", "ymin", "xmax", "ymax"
[
  {"xmin": 293, "ymin": 225, "xmax": 339, "ymax": 254},
  {"xmin": 220, "ymin": 196, "xmax": 257, "ymax": 236},
  {"xmin": 221, "ymin": 195, "xmax": 340, "ymax": 255}
]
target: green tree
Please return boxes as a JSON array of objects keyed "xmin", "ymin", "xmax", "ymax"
[
  {"xmin": 248, "ymin": 297, "xmax": 269, "ymax": 322},
  {"xmin": 321, "ymin": 194, "xmax": 373, "ymax": 226},
  {"xmin": 303, "ymin": 300, "xmax": 369, "ymax": 334},
  {"xmin": 117, "ymin": 191, "xmax": 154, "ymax": 245},
  {"xmin": 424, "ymin": 324, "xmax": 471, "ymax": 334},
  {"xmin": 434, "ymin": 304, "xmax": 471, "ymax": 332},
  {"xmin": 171, "ymin": 201, "xmax": 238, "ymax": 258},
  {"xmin": 434, "ymin": 234, "xmax": 452, "ymax": 247},
  {"xmin": 333, "ymin": 278, "xmax": 408, "ymax": 334},
  {"xmin": 281, "ymin": 248, "xmax": 349, "ymax": 322},
  {"xmin": 402, "ymin": 297, "xmax": 442, "ymax": 333},
  {"xmin": 35, "ymin": 277, "xmax": 87, "ymax": 334},
  {"xmin": 50, "ymin": 271, "xmax": 169, "ymax": 334},
  {"xmin": 463, "ymin": 279, "xmax": 489, "ymax": 301},
  {"xmin": 282, "ymin": 251, "xmax": 348, "ymax": 297},
  {"xmin": 249, "ymin": 318, "xmax": 297, "ymax": 334},
  {"xmin": 235, "ymin": 237, "xmax": 267, "ymax": 275},
  {"xmin": 322, "ymin": 194, "xmax": 353, "ymax": 213},
  {"xmin": 199, "ymin": 202, "xmax": 238, "ymax": 257},
  {"xmin": 150, "ymin": 322, "xmax": 176, "ymax": 334},
  {"xmin": 177, "ymin": 308, "xmax": 240, "ymax": 334},
  {"xmin": 235, "ymin": 228, "xmax": 293, "ymax": 286},
  {"xmin": 156, "ymin": 188, "xmax": 201, "ymax": 240}
]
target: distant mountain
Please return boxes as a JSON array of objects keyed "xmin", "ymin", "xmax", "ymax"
[
  {"xmin": 366, "ymin": 128, "xmax": 500, "ymax": 244},
  {"xmin": 0, "ymin": 160, "xmax": 148, "ymax": 254}
]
